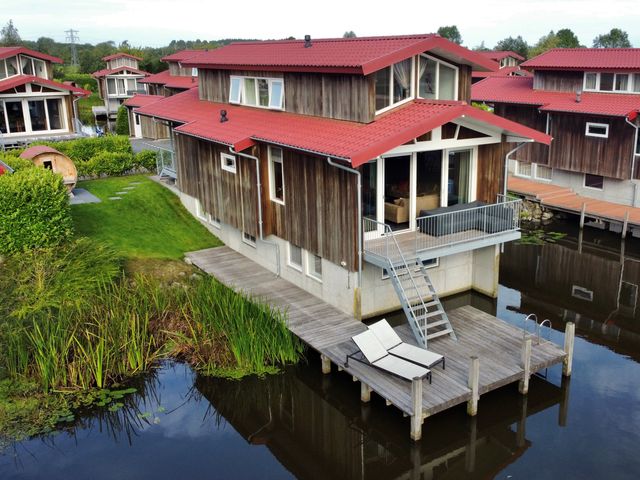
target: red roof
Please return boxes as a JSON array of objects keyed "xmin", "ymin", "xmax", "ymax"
[
  {"xmin": 102, "ymin": 52, "xmax": 142, "ymax": 61},
  {"xmin": 123, "ymin": 94, "xmax": 165, "ymax": 108},
  {"xmin": 19, "ymin": 146, "xmax": 63, "ymax": 159},
  {"xmin": 135, "ymin": 87, "xmax": 550, "ymax": 167},
  {"xmin": 138, "ymin": 69, "xmax": 198, "ymax": 89},
  {"xmin": 0, "ymin": 75, "xmax": 90, "ymax": 96},
  {"xmin": 0, "ymin": 46, "xmax": 62, "ymax": 64},
  {"xmin": 161, "ymin": 50, "xmax": 203, "ymax": 63},
  {"xmin": 521, "ymin": 48, "xmax": 640, "ymax": 71},
  {"xmin": 472, "ymin": 66, "xmax": 531, "ymax": 79},
  {"xmin": 479, "ymin": 51, "xmax": 525, "ymax": 62},
  {"xmin": 181, "ymin": 34, "xmax": 498, "ymax": 74},
  {"xmin": 92, "ymin": 66, "xmax": 150, "ymax": 78},
  {"xmin": 471, "ymin": 76, "xmax": 640, "ymax": 117}
]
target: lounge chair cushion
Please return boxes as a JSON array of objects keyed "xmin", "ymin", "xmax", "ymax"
[
  {"xmin": 373, "ymin": 355, "xmax": 430, "ymax": 381},
  {"xmin": 352, "ymin": 330, "xmax": 388, "ymax": 364},
  {"xmin": 368, "ymin": 319, "xmax": 403, "ymax": 350},
  {"xmin": 389, "ymin": 343, "xmax": 443, "ymax": 369}
]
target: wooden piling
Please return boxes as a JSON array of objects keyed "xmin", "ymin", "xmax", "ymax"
[
  {"xmin": 410, "ymin": 377, "xmax": 423, "ymax": 441},
  {"xmin": 464, "ymin": 417, "xmax": 477, "ymax": 473},
  {"xmin": 559, "ymin": 376, "xmax": 571, "ymax": 427},
  {"xmin": 622, "ymin": 211, "xmax": 629, "ymax": 238},
  {"xmin": 579, "ymin": 203, "xmax": 586, "ymax": 229},
  {"xmin": 519, "ymin": 337, "xmax": 532, "ymax": 394},
  {"xmin": 467, "ymin": 356, "xmax": 480, "ymax": 416},
  {"xmin": 360, "ymin": 382, "xmax": 371, "ymax": 403},
  {"xmin": 320, "ymin": 354, "xmax": 331, "ymax": 374},
  {"xmin": 563, "ymin": 322, "xmax": 576, "ymax": 377}
]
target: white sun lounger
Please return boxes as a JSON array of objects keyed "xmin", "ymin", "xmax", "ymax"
[
  {"xmin": 368, "ymin": 319, "xmax": 445, "ymax": 370},
  {"xmin": 345, "ymin": 330, "xmax": 431, "ymax": 383}
]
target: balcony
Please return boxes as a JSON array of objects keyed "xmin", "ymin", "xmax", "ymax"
[{"xmin": 363, "ymin": 198, "xmax": 522, "ymax": 267}]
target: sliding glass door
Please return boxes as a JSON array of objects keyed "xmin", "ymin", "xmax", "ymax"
[
  {"xmin": 384, "ymin": 155, "xmax": 411, "ymax": 231},
  {"xmin": 447, "ymin": 150, "xmax": 471, "ymax": 206}
]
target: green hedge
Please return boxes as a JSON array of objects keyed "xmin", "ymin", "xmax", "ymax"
[
  {"xmin": 0, "ymin": 154, "xmax": 33, "ymax": 172},
  {"xmin": 58, "ymin": 73, "xmax": 98, "ymax": 93},
  {"xmin": 135, "ymin": 150, "xmax": 157, "ymax": 172},
  {"xmin": 0, "ymin": 168, "xmax": 73, "ymax": 255}
]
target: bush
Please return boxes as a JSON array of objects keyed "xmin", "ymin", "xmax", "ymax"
[
  {"xmin": 0, "ymin": 168, "xmax": 73, "ymax": 255},
  {"xmin": 115, "ymin": 106, "xmax": 130, "ymax": 136},
  {"xmin": 88, "ymin": 151, "xmax": 135, "ymax": 176},
  {"xmin": 0, "ymin": 154, "xmax": 32, "ymax": 172},
  {"xmin": 58, "ymin": 73, "xmax": 98, "ymax": 93},
  {"xmin": 135, "ymin": 150, "xmax": 157, "ymax": 172}
]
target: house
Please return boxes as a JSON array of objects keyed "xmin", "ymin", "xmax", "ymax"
[
  {"xmin": 472, "ymin": 51, "xmax": 530, "ymax": 84},
  {"xmin": 0, "ymin": 46, "xmax": 90, "ymax": 147},
  {"xmin": 472, "ymin": 48, "xmax": 640, "ymax": 211},
  {"xmin": 123, "ymin": 50, "xmax": 200, "ymax": 139},
  {"xmin": 132, "ymin": 34, "xmax": 550, "ymax": 343},
  {"xmin": 92, "ymin": 52, "xmax": 149, "ymax": 119}
]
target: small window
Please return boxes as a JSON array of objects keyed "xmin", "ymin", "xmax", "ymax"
[
  {"xmin": 584, "ymin": 173, "xmax": 604, "ymax": 190},
  {"xmin": 43, "ymin": 160, "xmax": 53, "ymax": 170},
  {"xmin": 191, "ymin": 67, "xmax": 198, "ymax": 77},
  {"xmin": 619, "ymin": 282, "xmax": 638, "ymax": 308},
  {"xmin": 134, "ymin": 114, "xmax": 140, "ymax": 125},
  {"xmin": 243, "ymin": 232, "xmax": 257, "ymax": 246},
  {"xmin": 599, "ymin": 73, "xmax": 614, "ymax": 91},
  {"xmin": 584, "ymin": 72, "xmax": 597, "ymax": 90},
  {"xmin": 572, "ymin": 285, "xmax": 593, "ymax": 301},
  {"xmin": 585, "ymin": 122, "xmax": 609, "ymax": 138},
  {"xmin": 221, "ymin": 153, "xmax": 236, "ymax": 173},
  {"xmin": 307, "ymin": 253, "xmax": 322, "ymax": 281},
  {"xmin": 535, "ymin": 164, "xmax": 552, "ymax": 181},
  {"xmin": 229, "ymin": 77, "xmax": 242, "ymax": 103},
  {"xmin": 268, "ymin": 146, "xmax": 285, "ymax": 204},
  {"xmin": 269, "ymin": 80, "xmax": 284, "ymax": 109},
  {"xmin": 615, "ymin": 74, "xmax": 629, "ymax": 92},
  {"xmin": 516, "ymin": 161, "xmax": 532, "ymax": 177},
  {"xmin": 257, "ymin": 78, "xmax": 269, "ymax": 107},
  {"xmin": 288, "ymin": 244, "xmax": 302, "ymax": 271}
]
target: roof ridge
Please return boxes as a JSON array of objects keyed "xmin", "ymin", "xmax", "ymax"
[{"xmin": 229, "ymin": 33, "xmax": 438, "ymax": 46}]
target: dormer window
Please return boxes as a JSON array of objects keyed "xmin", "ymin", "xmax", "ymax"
[
  {"xmin": 0, "ymin": 56, "xmax": 20, "ymax": 80},
  {"xmin": 418, "ymin": 54, "xmax": 458, "ymax": 101},
  {"xmin": 375, "ymin": 58, "xmax": 414, "ymax": 112},
  {"xmin": 228, "ymin": 75, "xmax": 284, "ymax": 110},
  {"xmin": 584, "ymin": 72, "xmax": 640, "ymax": 94}
]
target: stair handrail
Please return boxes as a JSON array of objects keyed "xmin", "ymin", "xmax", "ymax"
[
  {"xmin": 523, "ymin": 313, "xmax": 537, "ymax": 339},
  {"xmin": 537, "ymin": 319, "xmax": 553, "ymax": 345}
]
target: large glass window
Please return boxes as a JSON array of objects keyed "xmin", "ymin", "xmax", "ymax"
[
  {"xmin": 257, "ymin": 79, "xmax": 269, "ymax": 107},
  {"xmin": 230, "ymin": 76, "xmax": 284, "ymax": 109},
  {"xmin": 374, "ymin": 66, "xmax": 391, "ymax": 110},
  {"xmin": 615, "ymin": 74, "xmax": 629, "ymax": 91},
  {"xmin": 416, "ymin": 151, "xmax": 442, "ymax": 214},
  {"xmin": 243, "ymin": 78, "xmax": 257, "ymax": 105},
  {"xmin": 361, "ymin": 161, "xmax": 378, "ymax": 224},
  {"xmin": 46, "ymin": 98, "xmax": 63, "ymax": 130},
  {"xmin": 269, "ymin": 146, "xmax": 285, "ymax": 204},
  {"xmin": 375, "ymin": 59, "xmax": 413, "ymax": 112},
  {"xmin": 439, "ymin": 64, "xmax": 457, "ymax": 100},
  {"xmin": 34, "ymin": 59, "xmax": 47, "ymax": 78},
  {"xmin": 384, "ymin": 155, "xmax": 411, "ymax": 230},
  {"xmin": 584, "ymin": 72, "xmax": 597, "ymax": 90},
  {"xmin": 28, "ymin": 100, "xmax": 47, "ymax": 131},
  {"xmin": 0, "ymin": 59, "xmax": 7, "ymax": 80},
  {"xmin": 20, "ymin": 56, "xmax": 33, "ymax": 75},
  {"xmin": 585, "ymin": 72, "xmax": 639, "ymax": 94},
  {"xmin": 126, "ymin": 78, "xmax": 137, "ymax": 93},
  {"xmin": 6, "ymin": 56, "xmax": 18, "ymax": 76},
  {"xmin": 599, "ymin": 73, "xmax": 614, "ymax": 91},
  {"xmin": 229, "ymin": 77, "xmax": 242, "ymax": 103},
  {"xmin": 392, "ymin": 59, "xmax": 412, "ymax": 104},
  {"xmin": 418, "ymin": 54, "xmax": 458, "ymax": 101},
  {"xmin": 0, "ymin": 102, "xmax": 6, "ymax": 133},
  {"xmin": 6, "ymin": 101, "xmax": 25, "ymax": 133},
  {"xmin": 448, "ymin": 150, "xmax": 471, "ymax": 206},
  {"xmin": 107, "ymin": 78, "xmax": 116, "ymax": 95}
]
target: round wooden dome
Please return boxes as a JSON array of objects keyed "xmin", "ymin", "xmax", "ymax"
[{"xmin": 20, "ymin": 146, "xmax": 78, "ymax": 192}]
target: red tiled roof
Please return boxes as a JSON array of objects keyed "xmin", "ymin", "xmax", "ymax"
[
  {"xmin": 0, "ymin": 75, "xmax": 90, "ymax": 96},
  {"xmin": 181, "ymin": 34, "xmax": 498, "ymax": 74},
  {"xmin": 136, "ymin": 87, "xmax": 550, "ymax": 167},
  {"xmin": 138, "ymin": 69, "xmax": 198, "ymax": 89},
  {"xmin": 0, "ymin": 46, "xmax": 62, "ymax": 64},
  {"xmin": 102, "ymin": 52, "xmax": 142, "ymax": 61},
  {"xmin": 161, "ymin": 50, "xmax": 203, "ymax": 63},
  {"xmin": 521, "ymin": 48, "xmax": 640, "ymax": 71},
  {"xmin": 92, "ymin": 66, "xmax": 150, "ymax": 78},
  {"xmin": 472, "ymin": 66, "xmax": 531, "ymax": 79},
  {"xmin": 471, "ymin": 76, "xmax": 640, "ymax": 117},
  {"xmin": 479, "ymin": 50, "xmax": 525, "ymax": 62},
  {"xmin": 123, "ymin": 94, "xmax": 165, "ymax": 108},
  {"xmin": 19, "ymin": 146, "xmax": 62, "ymax": 159}
]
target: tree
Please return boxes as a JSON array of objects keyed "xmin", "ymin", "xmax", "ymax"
[
  {"xmin": 343, "ymin": 31, "xmax": 356, "ymax": 38},
  {"xmin": 593, "ymin": 28, "xmax": 632, "ymax": 48},
  {"xmin": 473, "ymin": 41, "xmax": 491, "ymax": 52},
  {"xmin": 0, "ymin": 19, "xmax": 21, "ymax": 46},
  {"xmin": 556, "ymin": 28, "xmax": 581, "ymax": 48},
  {"xmin": 437, "ymin": 25, "xmax": 462, "ymax": 45},
  {"xmin": 529, "ymin": 31, "xmax": 560, "ymax": 57},
  {"xmin": 494, "ymin": 36, "xmax": 529, "ymax": 59},
  {"xmin": 115, "ymin": 106, "xmax": 130, "ymax": 136}
]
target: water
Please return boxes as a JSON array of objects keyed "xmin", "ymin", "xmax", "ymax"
[{"xmin": 2, "ymin": 222, "xmax": 640, "ymax": 479}]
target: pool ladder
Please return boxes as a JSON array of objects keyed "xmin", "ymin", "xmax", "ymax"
[{"xmin": 522, "ymin": 314, "xmax": 553, "ymax": 378}]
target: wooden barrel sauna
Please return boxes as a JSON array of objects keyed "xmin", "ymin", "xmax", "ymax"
[{"xmin": 20, "ymin": 145, "xmax": 78, "ymax": 192}]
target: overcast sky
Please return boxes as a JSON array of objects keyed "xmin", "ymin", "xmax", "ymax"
[{"xmin": 6, "ymin": 0, "xmax": 640, "ymax": 48}]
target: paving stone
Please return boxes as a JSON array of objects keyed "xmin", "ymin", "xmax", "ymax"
[{"xmin": 108, "ymin": 196, "xmax": 122, "ymax": 200}]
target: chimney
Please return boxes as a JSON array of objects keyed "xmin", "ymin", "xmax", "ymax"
[
  {"xmin": 304, "ymin": 35, "xmax": 312, "ymax": 48},
  {"xmin": 220, "ymin": 109, "xmax": 228, "ymax": 123},
  {"xmin": 576, "ymin": 88, "xmax": 582, "ymax": 103}
]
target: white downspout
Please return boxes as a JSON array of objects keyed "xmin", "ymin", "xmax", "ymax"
[
  {"xmin": 229, "ymin": 146, "xmax": 281, "ymax": 277},
  {"xmin": 503, "ymin": 142, "xmax": 529, "ymax": 198},
  {"xmin": 625, "ymin": 115, "xmax": 640, "ymax": 206}
]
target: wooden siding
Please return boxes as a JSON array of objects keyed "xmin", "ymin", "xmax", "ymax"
[
  {"xmin": 495, "ymin": 104, "xmax": 549, "ymax": 164},
  {"xmin": 458, "ymin": 65, "xmax": 472, "ymax": 103},
  {"xmin": 477, "ymin": 141, "xmax": 508, "ymax": 203},
  {"xmin": 140, "ymin": 116, "xmax": 170, "ymax": 139},
  {"xmin": 127, "ymin": 109, "xmax": 135, "ymax": 136},
  {"xmin": 533, "ymin": 70, "xmax": 583, "ymax": 92},
  {"xmin": 168, "ymin": 62, "xmax": 192, "ymax": 77}
]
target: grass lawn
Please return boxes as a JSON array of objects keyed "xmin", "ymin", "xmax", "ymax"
[
  {"xmin": 77, "ymin": 93, "xmax": 103, "ymax": 125},
  {"xmin": 72, "ymin": 175, "xmax": 221, "ymax": 262}
]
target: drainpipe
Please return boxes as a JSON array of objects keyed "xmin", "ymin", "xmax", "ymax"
[
  {"xmin": 625, "ymin": 115, "xmax": 640, "ymax": 206},
  {"xmin": 229, "ymin": 146, "xmax": 281, "ymax": 277},
  {"xmin": 326, "ymin": 157, "xmax": 362, "ymax": 290},
  {"xmin": 72, "ymin": 96, "xmax": 83, "ymax": 135}
]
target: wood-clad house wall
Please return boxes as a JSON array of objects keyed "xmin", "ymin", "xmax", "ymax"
[
  {"xmin": 168, "ymin": 62, "xmax": 192, "ymax": 77},
  {"xmin": 494, "ymin": 104, "xmax": 549, "ymax": 164},
  {"xmin": 477, "ymin": 141, "xmax": 509, "ymax": 203},
  {"xmin": 140, "ymin": 116, "xmax": 170, "ymax": 139},
  {"xmin": 199, "ymin": 69, "xmax": 375, "ymax": 123},
  {"xmin": 533, "ymin": 70, "xmax": 583, "ymax": 92},
  {"xmin": 458, "ymin": 65, "xmax": 472, "ymax": 103}
]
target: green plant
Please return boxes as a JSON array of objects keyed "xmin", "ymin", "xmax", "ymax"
[
  {"xmin": 115, "ymin": 105, "xmax": 130, "ymax": 136},
  {"xmin": 88, "ymin": 151, "xmax": 135, "ymax": 176},
  {"xmin": 0, "ymin": 153, "xmax": 32, "ymax": 171},
  {"xmin": 135, "ymin": 150, "xmax": 157, "ymax": 172},
  {"xmin": 0, "ymin": 167, "xmax": 73, "ymax": 255}
]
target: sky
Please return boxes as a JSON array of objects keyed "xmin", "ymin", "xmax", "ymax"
[{"xmin": 5, "ymin": 0, "xmax": 640, "ymax": 48}]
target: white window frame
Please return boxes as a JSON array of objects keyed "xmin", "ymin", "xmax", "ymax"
[
  {"xmin": 0, "ymin": 95, "xmax": 68, "ymax": 136},
  {"xmin": 105, "ymin": 74, "xmax": 144, "ymax": 98},
  {"xmin": 375, "ymin": 57, "xmax": 416, "ymax": 114},
  {"xmin": 584, "ymin": 173, "xmax": 604, "ymax": 190},
  {"xmin": 585, "ymin": 122, "xmax": 609, "ymax": 138},
  {"xmin": 572, "ymin": 285, "xmax": 593, "ymax": 302},
  {"xmin": 534, "ymin": 164, "xmax": 553, "ymax": 182},
  {"xmin": 514, "ymin": 160, "xmax": 532, "ymax": 178},
  {"xmin": 306, "ymin": 252, "xmax": 323, "ymax": 283},
  {"xmin": 287, "ymin": 243, "xmax": 303, "ymax": 272},
  {"xmin": 583, "ymin": 71, "xmax": 640, "ymax": 94},
  {"xmin": 228, "ymin": 75, "xmax": 284, "ymax": 110},
  {"xmin": 416, "ymin": 53, "xmax": 459, "ymax": 103},
  {"xmin": 242, "ymin": 231, "xmax": 257, "ymax": 247},
  {"xmin": 268, "ymin": 146, "xmax": 285, "ymax": 205},
  {"xmin": 220, "ymin": 153, "xmax": 237, "ymax": 173}
]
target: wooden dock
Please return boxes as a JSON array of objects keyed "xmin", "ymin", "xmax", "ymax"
[{"xmin": 186, "ymin": 246, "xmax": 571, "ymax": 440}]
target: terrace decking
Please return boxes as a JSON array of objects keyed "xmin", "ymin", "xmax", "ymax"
[{"xmin": 186, "ymin": 246, "xmax": 570, "ymax": 440}]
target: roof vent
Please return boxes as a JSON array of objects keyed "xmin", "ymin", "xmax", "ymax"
[
  {"xmin": 575, "ymin": 88, "xmax": 582, "ymax": 103},
  {"xmin": 220, "ymin": 109, "xmax": 228, "ymax": 123},
  {"xmin": 304, "ymin": 35, "xmax": 312, "ymax": 48}
]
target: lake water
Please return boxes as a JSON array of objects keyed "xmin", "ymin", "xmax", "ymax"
[{"xmin": 2, "ymin": 222, "xmax": 640, "ymax": 479}]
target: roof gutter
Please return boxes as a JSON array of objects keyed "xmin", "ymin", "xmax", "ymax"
[{"xmin": 229, "ymin": 145, "xmax": 280, "ymax": 277}]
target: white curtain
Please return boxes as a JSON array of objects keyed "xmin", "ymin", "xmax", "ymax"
[{"xmin": 393, "ymin": 59, "xmax": 412, "ymax": 99}]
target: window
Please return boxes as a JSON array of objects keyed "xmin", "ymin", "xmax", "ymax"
[
  {"xmin": 516, "ymin": 161, "xmax": 532, "ymax": 178},
  {"xmin": 0, "ymin": 102, "xmax": 6, "ymax": 133},
  {"xmin": 43, "ymin": 160, "xmax": 53, "ymax": 170},
  {"xmin": 126, "ymin": 78, "xmax": 137, "ymax": 93},
  {"xmin": 221, "ymin": 153, "xmax": 236, "ymax": 173},
  {"xmin": 572, "ymin": 285, "xmax": 593, "ymax": 301},
  {"xmin": 243, "ymin": 232, "xmax": 256, "ymax": 247},
  {"xmin": 28, "ymin": 100, "xmax": 47, "ymax": 131},
  {"xmin": 268, "ymin": 146, "xmax": 284, "ymax": 204},
  {"xmin": 584, "ymin": 72, "xmax": 640, "ymax": 94},
  {"xmin": 46, "ymin": 98, "xmax": 63, "ymax": 130},
  {"xmin": 6, "ymin": 56, "xmax": 18, "ymax": 76},
  {"xmin": 535, "ymin": 164, "xmax": 553, "ymax": 181},
  {"xmin": 615, "ymin": 74, "xmax": 629, "ymax": 92},
  {"xmin": 374, "ymin": 58, "xmax": 413, "ymax": 112},
  {"xmin": 585, "ymin": 122, "xmax": 609, "ymax": 138},
  {"xmin": 599, "ymin": 73, "xmax": 614, "ymax": 91},
  {"xmin": 288, "ymin": 243, "xmax": 302, "ymax": 271},
  {"xmin": 191, "ymin": 67, "xmax": 198, "ymax": 77},
  {"xmin": 229, "ymin": 75, "xmax": 284, "ymax": 109},
  {"xmin": 584, "ymin": 72, "xmax": 597, "ymax": 90},
  {"xmin": 107, "ymin": 78, "xmax": 116, "ymax": 95},
  {"xmin": 584, "ymin": 173, "xmax": 604, "ymax": 190},
  {"xmin": 0, "ymin": 98, "xmax": 64, "ymax": 135},
  {"xmin": 134, "ymin": 114, "xmax": 140, "ymax": 126},
  {"xmin": 5, "ymin": 101, "xmax": 25, "ymax": 133},
  {"xmin": 634, "ymin": 74, "xmax": 640, "ymax": 93},
  {"xmin": 307, "ymin": 253, "xmax": 322, "ymax": 281},
  {"xmin": 418, "ymin": 54, "xmax": 459, "ymax": 101}
]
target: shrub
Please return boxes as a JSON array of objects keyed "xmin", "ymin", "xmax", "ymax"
[
  {"xmin": 0, "ymin": 168, "xmax": 73, "ymax": 255},
  {"xmin": 115, "ymin": 106, "xmax": 130, "ymax": 136},
  {"xmin": 59, "ymin": 73, "xmax": 98, "ymax": 93},
  {"xmin": 135, "ymin": 150, "xmax": 157, "ymax": 172},
  {"xmin": 0, "ymin": 154, "xmax": 32, "ymax": 172},
  {"xmin": 88, "ymin": 151, "xmax": 135, "ymax": 176}
]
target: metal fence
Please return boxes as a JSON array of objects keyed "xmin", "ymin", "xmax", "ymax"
[{"xmin": 156, "ymin": 148, "xmax": 176, "ymax": 178}]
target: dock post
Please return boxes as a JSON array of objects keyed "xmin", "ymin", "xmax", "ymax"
[
  {"xmin": 410, "ymin": 377, "xmax": 423, "ymax": 441},
  {"xmin": 563, "ymin": 322, "xmax": 575, "ymax": 377},
  {"xmin": 467, "ymin": 356, "xmax": 480, "ymax": 416},
  {"xmin": 579, "ymin": 203, "xmax": 586, "ymax": 229},
  {"xmin": 559, "ymin": 375, "xmax": 571, "ymax": 427},
  {"xmin": 320, "ymin": 354, "xmax": 331, "ymax": 374},
  {"xmin": 464, "ymin": 416, "xmax": 477, "ymax": 473},
  {"xmin": 519, "ymin": 337, "xmax": 532, "ymax": 394},
  {"xmin": 622, "ymin": 211, "xmax": 629, "ymax": 239},
  {"xmin": 360, "ymin": 382, "xmax": 371, "ymax": 403},
  {"xmin": 516, "ymin": 395, "xmax": 528, "ymax": 448}
]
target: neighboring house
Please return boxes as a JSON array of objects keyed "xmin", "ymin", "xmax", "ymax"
[
  {"xmin": 472, "ymin": 48, "xmax": 640, "ymax": 207},
  {"xmin": 92, "ymin": 52, "xmax": 149, "ymax": 119},
  {"xmin": 0, "ymin": 46, "xmax": 90, "ymax": 147},
  {"xmin": 472, "ymin": 51, "xmax": 530, "ymax": 84},
  {"xmin": 132, "ymin": 34, "xmax": 550, "ymax": 340}
]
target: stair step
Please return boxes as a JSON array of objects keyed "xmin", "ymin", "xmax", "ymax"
[
  {"xmin": 414, "ymin": 309, "xmax": 445, "ymax": 320},
  {"xmin": 426, "ymin": 328, "xmax": 453, "ymax": 340},
  {"xmin": 425, "ymin": 319, "xmax": 449, "ymax": 329}
]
